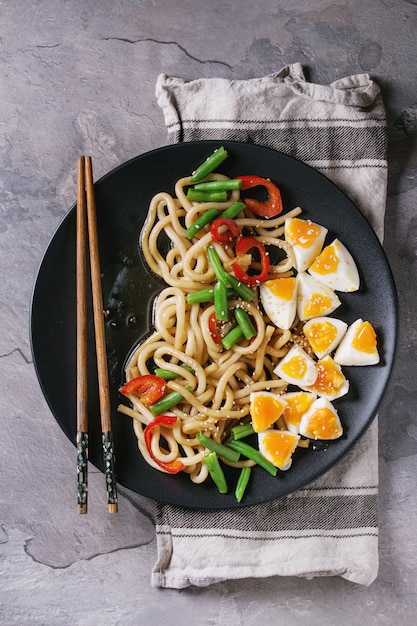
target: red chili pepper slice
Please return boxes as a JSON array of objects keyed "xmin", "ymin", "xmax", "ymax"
[
  {"xmin": 236, "ymin": 175, "xmax": 283, "ymax": 218},
  {"xmin": 120, "ymin": 375, "xmax": 166, "ymax": 406},
  {"xmin": 210, "ymin": 217, "xmax": 241, "ymax": 244},
  {"xmin": 208, "ymin": 311, "xmax": 238, "ymax": 344},
  {"xmin": 144, "ymin": 415, "xmax": 184, "ymax": 474},
  {"xmin": 231, "ymin": 236, "xmax": 270, "ymax": 286},
  {"xmin": 208, "ymin": 312, "xmax": 222, "ymax": 344}
]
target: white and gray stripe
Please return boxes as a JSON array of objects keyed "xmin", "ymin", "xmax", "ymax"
[
  {"xmin": 157, "ymin": 490, "xmax": 378, "ymax": 532},
  {"xmin": 167, "ymin": 123, "xmax": 386, "ymax": 164}
]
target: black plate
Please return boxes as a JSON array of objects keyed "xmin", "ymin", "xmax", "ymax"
[{"xmin": 30, "ymin": 141, "xmax": 398, "ymax": 508}]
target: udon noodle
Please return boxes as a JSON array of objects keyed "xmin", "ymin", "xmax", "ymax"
[{"xmin": 118, "ymin": 169, "xmax": 304, "ymax": 484}]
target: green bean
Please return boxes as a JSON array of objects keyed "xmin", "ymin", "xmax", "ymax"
[
  {"xmin": 154, "ymin": 365, "xmax": 194, "ymax": 380},
  {"xmin": 235, "ymin": 467, "xmax": 252, "ymax": 502},
  {"xmin": 185, "ymin": 201, "xmax": 246, "ymax": 244},
  {"xmin": 187, "ymin": 189, "xmax": 228, "ymax": 202},
  {"xmin": 214, "ymin": 280, "xmax": 229, "ymax": 321},
  {"xmin": 225, "ymin": 274, "xmax": 255, "ymax": 302},
  {"xmin": 207, "ymin": 246, "xmax": 255, "ymax": 302},
  {"xmin": 149, "ymin": 385, "xmax": 193, "ymax": 416},
  {"xmin": 234, "ymin": 307, "xmax": 257, "ymax": 339},
  {"xmin": 207, "ymin": 245, "xmax": 229, "ymax": 284},
  {"xmin": 204, "ymin": 452, "xmax": 228, "ymax": 493},
  {"xmin": 221, "ymin": 326, "xmax": 244, "ymax": 350},
  {"xmin": 193, "ymin": 179, "xmax": 242, "ymax": 192},
  {"xmin": 196, "ymin": 433, "xmax": 240, "ymax": 463},
  {"xmin": 190, "ymin": 147, "xmax": 228, "ymax": 183},
  {"xmin": 222, "ymin": 201, "xmax": 246, "ymax": 219},
  {"xmin": 187, "ymin": 286, "xmax": 236, "ymax": 304},
  {"xmin": 226, "ymin": 440, "xmax": 278, "ymax": 476},
  {"xmin": 231, "ymin": 422, "xmax": 256, "ymax": 440},
  {"xmin": 185, "ymin": 208, "xmax": 219, "ymax": 239},
  {"xmin": 187, "ymin": 288, "xmax": 215, "ymax": 304}
]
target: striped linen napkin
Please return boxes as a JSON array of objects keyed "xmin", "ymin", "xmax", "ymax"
[{"xmin": 151, "ymin": 63, "xmax": 387, "ymax": 589}]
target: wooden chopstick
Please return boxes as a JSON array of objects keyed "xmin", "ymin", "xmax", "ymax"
[
  {"xmin": 76, "ymin": 155, "xmax": 118, "ymax": 514},
  {"xmin": 76, "ymin": 156, "xmax": 88, "ymax": 514}
]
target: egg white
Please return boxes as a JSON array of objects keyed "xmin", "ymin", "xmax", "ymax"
[
  {"xmin": 302, "ymin": 316, "xmax": 348, "ymax": 359},
  {"xmin": 260, "ymin": 277, "xmax": 297, "ymax": 330},
  {"xmin": 302, "ymin": 355, "xmax": 349, "ymax": 400},
  {"xmin": 249, "ymin": 390, "xmax": 287, "ymax": 432},
  {"xmin": 296, "ymin": 272, "xmax": 341, "ymax": 321},
  {"xmin": 273, "ymin": 343, "xmax": 318, "ymax": 387},
  {"xmin": 308, "ymin": 238, "xmax": 360, "ymax": 292},
  {"xmin": 299, "ymin": 397, "xmax": 343, "ymax": 440},
  {"xmin": 285, "ymin": 217, "xmax": 328, "ymax": 272},
  {"xmin": 281, "ymin": 391, "xmax": 317, "ymax": 434},
  {"xmin": 258, "ymin": 429, "xmax": 300, "ymax": 471},
  {"xmin": 333, "ymin": 318, "xmax": 380, "ymax": 366}
]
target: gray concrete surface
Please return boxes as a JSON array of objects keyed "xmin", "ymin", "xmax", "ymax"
[{"xmin": 1, "ymin": 1, "xmax": 416, "ymax": 624}]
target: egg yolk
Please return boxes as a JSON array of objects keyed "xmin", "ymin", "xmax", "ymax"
[
  {"xmin": 352, "ymin": 321, "xmax": 377, "ymax": 354},
  {"xmin": 304, "ymin": 321, "xmax": 338, "ymax": 354},
  {"xmin": 304, "ymin": 408, "xmax": 342, "ymax": 439},
  {"xmin": 309, "ymin": 244, "xmax": 338, "ymax": 275},
  {"xmin": 287, "ymin": 218, "xmax": 321, "ymax": 248},
  {"xmin": 265, "ymin": 277, "xmax": 296, "ymax": 301},
  {"xmin": 283, "ymin": 393, "xmax": 315, "ymax": 426},
  {"xmin": 307, "ymin": 359, "xmax": 345, "ymax": 396},
  {"xmin": 281, "ymin": 355, "xmax": 307, "ymax": 380},
  {"xmin": 304, "ymin": 293, "xmax": 334, "ymax": 318},
  {"xmin": 251, "ymin": 394, "xmax": 286, "ymax": 433},
  {"xmin": 261, "ymin": 431, "xmax": 299, "ymax": 469}
]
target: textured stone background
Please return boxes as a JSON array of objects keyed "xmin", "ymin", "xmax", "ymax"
[{"xmin": 1, "ymin": 1, "xmax": 416, "ymax": 624}]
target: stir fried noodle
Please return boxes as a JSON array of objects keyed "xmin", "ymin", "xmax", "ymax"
[{"xmin": 118, "ymin": 170, "xmax": 303, "ymax": 484}]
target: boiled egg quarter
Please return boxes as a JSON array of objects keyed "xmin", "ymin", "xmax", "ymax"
[
  {"xmin": 258, "ymin": 429, "xmax": 300, "ymax": 471},
  {"xmin": 308, "ymin": 239, "xmax": 360, "ymax": 292},
  {"xmin": 299, "ymin": 397, "xmax": 343, "ymax": 440},
  {"xmin": 250, "ymin": 391, "xmax": 287, "ymax": 433},
  {"xmin": 282, "ymin": 391, "xmax": 317, "ymax": 434},
  {"xmin": 334, "ymin": 319, "xmax": 379, "ymax": 366},
  {"xmin": 260, "ymin": 277, "xmax": 297, "ymax": 330},
  {"xmin": 285, "ymin": 217, "xmax": 328, "ymax": 272},
  {"xmin": 304, "ymin": 355, "xmax": 349, "ymax": 400},
  {"xmin": 296, "ymin": 272, "xmax": 341, "ymax": 321},
  {"xmin": 303, "ymin": 316, "xmax": 347, "ymax": 359},
  {"xmin": 274, "ymin": 343, "xmax": 318, "ymax": 387}
]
